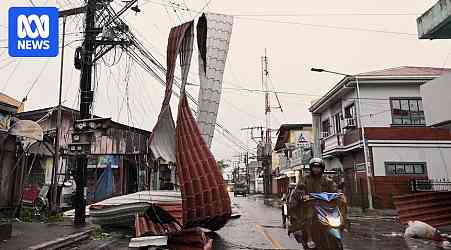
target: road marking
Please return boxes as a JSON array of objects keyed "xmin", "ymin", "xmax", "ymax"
[{"xmin": 256, "ymin": 224, "xmax": 284, "ymax": 249}]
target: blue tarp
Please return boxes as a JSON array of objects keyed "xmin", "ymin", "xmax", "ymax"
[{"xmin": 95, "ymin": 164, "xmax": 113, "ymax": 201}]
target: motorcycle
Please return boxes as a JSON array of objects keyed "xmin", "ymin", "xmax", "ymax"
[{"xmin": 296, "ymin": 192, "xmax": 345, "ymax": 250}]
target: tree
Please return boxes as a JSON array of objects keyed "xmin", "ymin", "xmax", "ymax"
[{"xmin": 217, "ymin": 160, "xmax": 226, "ymax": 171}]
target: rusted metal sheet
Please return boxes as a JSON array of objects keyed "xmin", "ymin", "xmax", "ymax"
[
  {"xmin": 149, "ymin": 21, "xmax": 194, "ymax": 163},
  {"xmin": 394, "ymin": 191, "xmax": 451, "ymax": 227},
  {"xmin": 167, "ymin": 228, "xmax": 213, "ymax": 250}
]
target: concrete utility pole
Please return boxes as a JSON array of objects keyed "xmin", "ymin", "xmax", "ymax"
[{"xmin": 261, "ymin": 50, "xmax": 273, "ymax": 195}]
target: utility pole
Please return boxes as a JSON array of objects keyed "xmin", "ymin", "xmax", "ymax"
[
  {"xmin": 70, "ymin": 0, "xmax": 136, "ymax": 225},
  {"xmin": 73, "ymin": 0, "xmax": 96, "ymax": 226},
  {"xmin": 261, "ymin": 50, "xmax": 273, "ymax": 195},
  {"xmin": 50, "ymin": 16, "xmax": 67, "ymax": 213}
]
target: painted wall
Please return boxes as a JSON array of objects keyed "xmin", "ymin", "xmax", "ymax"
[
  {"xmin": 421, "ymin": 73, "xmax": 451, "ymax": 126},
  {"xmin": 318, "ymin": 83, "xmax": 422, "ymax": 132},
  {"xmin": 359, "ymin": 84, "xmax": 421, "ymax": 127},
  {"xmin": 371, "ymin": 145, "xmax": 451, "ymax": 180}
]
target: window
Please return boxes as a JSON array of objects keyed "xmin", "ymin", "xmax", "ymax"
[
  {"xmin": 333, "ymin": 113, "xmax": 342, "ymax": 134},
  {"xmin": 344, "ymin": 104, "xmax": 355, "ymax": 119},
  {"xmin": 321, "ymin": 119, "xmax": 331, "ymax": 137},
  {"xmin": 390, "ymin": 98, "xmax": 425, "ymax": 126},
  {"xmin": 385, "ymin": 162, "xmax": 427, "ymax": 176}
]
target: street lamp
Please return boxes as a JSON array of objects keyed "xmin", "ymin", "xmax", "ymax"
[{"xmin": 311, "ymin": 67, "xmax": 374, "ymax": 210}]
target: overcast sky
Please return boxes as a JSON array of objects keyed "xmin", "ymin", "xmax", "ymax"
[{"xmin": 0, "ymin": 0, "xmax": 448, "ymax": 162}]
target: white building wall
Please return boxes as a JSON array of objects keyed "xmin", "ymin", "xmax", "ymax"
[
  {"xmin": 421, "ymin": 73, "xmax": 451, "ymax": 126},
  {"xmin": 318, "ymin": 84, "xmax": 422, "ymax": 133},
  {"xmin": 359, "ymin": 84, "xmax": 421, "ymax": 128},
  {"xmin": 371, "ymin": 145, "xmax": 451, "ymax": 180}
]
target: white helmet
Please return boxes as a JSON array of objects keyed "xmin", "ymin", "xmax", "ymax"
[{"xmin": 309, "ymin": 157, "xmax": 325, "ymax": 171}]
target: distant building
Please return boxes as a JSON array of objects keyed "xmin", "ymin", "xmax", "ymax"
[{"xmin": 273, "ymin": 124, "xmax": 313, "ymax": 195}]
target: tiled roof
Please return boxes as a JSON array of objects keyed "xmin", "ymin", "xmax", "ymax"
[{"xmin": 358, "ymin": 66, "xmax": 451, "ymax": 77}]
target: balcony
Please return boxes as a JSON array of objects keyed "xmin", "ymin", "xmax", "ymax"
[
  {"xmin": 323, "ymin": 133, "xmax": 344, "ymax": 152},
  {"xmin": 343, "ymin": 118, "xmax": 357, "ymax": 129},
  {"xmin": 320, "ymin": 128, "xmax": 362, "ymax": 155}
]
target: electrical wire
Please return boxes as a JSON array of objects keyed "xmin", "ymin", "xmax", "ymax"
[{"xmin": 235, "ymin": 16, "xmax": 417, "ymax": 37}]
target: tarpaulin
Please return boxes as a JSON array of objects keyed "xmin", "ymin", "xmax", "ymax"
[{"xmin": 94, "ymin": 164, "xmax": 113, "ymax": 201}]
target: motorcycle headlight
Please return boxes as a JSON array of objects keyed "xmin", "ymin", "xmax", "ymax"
[{"xmin": 327, "ymin": 216, "xmax": 342, "ymax": 228}]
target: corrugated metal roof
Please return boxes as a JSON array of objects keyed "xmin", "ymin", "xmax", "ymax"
[{"xmin": 149, "ymin": 21, "xmax": 194, "ymax": 163}]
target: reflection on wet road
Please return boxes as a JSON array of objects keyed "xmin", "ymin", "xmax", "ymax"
[{"xmin": 214, "ymin": 193, "xmax": 444, "ymax": 250}]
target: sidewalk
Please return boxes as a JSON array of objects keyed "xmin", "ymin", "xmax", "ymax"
[{"xmin": 0, "ymin": 218, "xmax": 93, "ymax": 250}]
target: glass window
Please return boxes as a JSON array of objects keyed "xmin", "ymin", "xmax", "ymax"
[
  {"xmin": 396, "ymin": 164, "xmax": 405, "ymax": 174},
  {"xmin": 390, "ymin": 98, "xmax": 425, "ymax": 126},
  {"xmin": 385, "ymin": 164, "xmax": 395, "ymax": 175},
  {"xmin": 404, "ymin": 165, "xmax": 414, "ymax": 174},
  {"xmin": 385, "ymin": 162, "xmax": 426, "ymax": 176},
  {"xmin": 414, "ymin": 164, "xmax": 426, "ymax": 175},
  {"xmin": 322, "ymin": 119, "xmax": 330, "ymax": 135},
  {"xmin": 344, "ymin": 104, "xmax": 355, "ymax": 119}
]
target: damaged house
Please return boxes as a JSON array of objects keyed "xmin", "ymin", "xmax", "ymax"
[{"xmin": 16, "ymin": 106, "xmax": 151, "ymax": 206}]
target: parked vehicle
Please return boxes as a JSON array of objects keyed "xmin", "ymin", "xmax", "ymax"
[
  {"xmin": 297, "ymin": 192, "xmax": 345, "ymax": 250},
  {"xmin": 233, "ymin": 183, "xmax": 248, "ymax": 197}
]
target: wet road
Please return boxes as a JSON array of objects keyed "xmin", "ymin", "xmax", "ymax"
[
  {"xmin": 64, "ymin": 193, "xmax": 446, "ymax": 249},
  {"xmin": 214, "ymin": 193, "xmax": 444, "ymax": 250}
]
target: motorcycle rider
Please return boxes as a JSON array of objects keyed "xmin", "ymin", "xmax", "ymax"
[{"xmin": 288, "ymin": 157, "xmax": 337, "ymax": 249}]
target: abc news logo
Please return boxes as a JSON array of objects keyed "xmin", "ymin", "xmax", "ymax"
[{"xmin": 9, "ymin": 7, "xmax": 59, "ymax": 57}]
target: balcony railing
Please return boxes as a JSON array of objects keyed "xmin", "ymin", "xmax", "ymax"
[
  {"xmin": 410, "ymin": 179, "xmax": 451, "ymax": 192},
  {"xmin": 323, "ymin": 133, "xmax": 344, "ymax": 152}
]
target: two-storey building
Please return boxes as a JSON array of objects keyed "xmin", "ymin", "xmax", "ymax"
[
  {"xmin": 310, "ymin": 66, "xmax": 451, "ymax": 208},
  {"xmin": 273, "ymin": 124, "xmax": 313, "ymax": 194}
]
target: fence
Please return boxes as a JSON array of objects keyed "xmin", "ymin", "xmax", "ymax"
[{"xmin": 410, "ymin": 179, "xmax": 451, "ymax": 192}]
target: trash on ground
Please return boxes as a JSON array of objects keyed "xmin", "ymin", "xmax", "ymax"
[
  {"xmin": 129, "ymin": 235, "xmax": 168, "ymax": 248},
  {"xmin": 404, "ymin": 220, "xmax": 442, "ymax": 241}
]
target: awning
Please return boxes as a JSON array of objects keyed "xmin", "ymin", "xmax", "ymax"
[{"xmin": 275, "ymin": 175, "xmax": 288, "ymax": 180}]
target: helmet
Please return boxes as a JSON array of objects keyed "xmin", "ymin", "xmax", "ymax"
[{"xmin": 309, "ymin": 157, "xmax": 325, "ymax": 171}]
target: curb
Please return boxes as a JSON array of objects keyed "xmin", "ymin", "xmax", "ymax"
[{"xmin": 27, "ymin": 228, "xmax": 94, "ymax": 250}]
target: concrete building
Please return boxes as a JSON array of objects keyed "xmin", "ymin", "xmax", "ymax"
[
  {"xmin": 273, "ymin": 124, "xmax": 313, "ymax": 194},
  {"xmin": 417, "ymin": 0, "xmax": 451, "ymax": 39},
  {"xmin": 421, "ymin": 72, "xmax": 451, "ymax": 130},
  {"xmin": 310, "ymin": 66, "xmax": 451, "ymax": 208}
]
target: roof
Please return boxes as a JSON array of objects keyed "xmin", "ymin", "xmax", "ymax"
[
  {"xmin": 357, "ymin": 66, "xmax": 451, "ymax": 77},
  {"xmin": 17, "ymin": 105, "xmax": 151, "ymax": 135},
  {"xmin": 0, "ymin": 92, "xmax": 23, "ymax": 112},
  {"xmin": 274, "ymin": 123, "xmax": 312, "ymax": 151},
  {"xmin": 276, "ymin": 124, "xmax": 312, "ymax": 134},
  {"xmin": 310, "ymin": 66, "xmax": 451, "ymax": 113}
]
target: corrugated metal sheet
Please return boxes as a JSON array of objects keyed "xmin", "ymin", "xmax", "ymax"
[
  {"xmin": 176, "ymin": 95, "xmax": 231, "ymax": 230},
  {"xmin": 175, "ymin": 18, "xmax": 231, "ymax": 231},
  {"xmin": 394, "ymin": 191, "xmax": 451, "ymax": 227},
  {"xmin": 196, "ymin": 13, "xmax": 233, "ymax": 147},
  {"xmin": 149, "ymin": 21, "xmax": 194, "ymax": 163}
]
